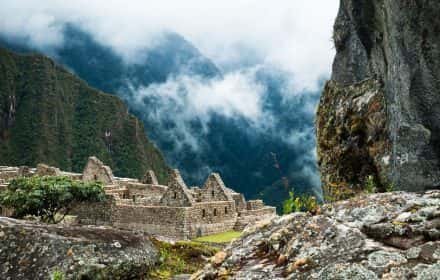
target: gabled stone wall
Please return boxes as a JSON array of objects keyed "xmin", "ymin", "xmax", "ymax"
[
  {"xmin": 200, "ymin": 173, "xmax": 233, "ymax": 202},
  {"xmin": 160, "ymin": 169, "xmax": 195, "ymax": 207},
  {"xmin": 82, "ymin": 156, "xmax": 115, "ymax": 184}
]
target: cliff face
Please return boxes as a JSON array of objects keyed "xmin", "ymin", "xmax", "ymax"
[
  {"xmin": 317, "ymin": 0, "xmax": 440, "ymax": 195},
  {"xmin": 0, "ymin": 48, "xmax": 170, "ymax": 182}
]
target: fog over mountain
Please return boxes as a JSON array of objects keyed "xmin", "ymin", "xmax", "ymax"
[{"xmin": 0, "ymin": 0, "xmax": 339, "ymax": 209}]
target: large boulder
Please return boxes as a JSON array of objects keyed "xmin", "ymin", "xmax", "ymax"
[
  {"xmin": 192, "ymin": 191, "xmax": 440, "ymax": 279},
  {"xmin": 316, "ymin": 0, "xmax": 440, "ymax": 195},
  {"xmin": 0, "ymin": 217, "xmax": 158, "ymax": 279}
]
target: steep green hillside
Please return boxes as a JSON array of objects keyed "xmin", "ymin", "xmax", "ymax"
[{"xmin": 0, "ymin": 47, "xmax": 170, "ymax": 183}]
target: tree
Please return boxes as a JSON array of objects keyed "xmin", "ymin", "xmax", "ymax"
[{"xmin": 0, "ymin": 176, "xmax": 105, "ymax": 223}]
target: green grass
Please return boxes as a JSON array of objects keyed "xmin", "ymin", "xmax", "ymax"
[
  {"xmin": 193, "ymin": 231, "xmax": 242, "ymax": 243},
  {"xmin": 148, "ymin": 239, "xmax": 218, "ymax": 280}
]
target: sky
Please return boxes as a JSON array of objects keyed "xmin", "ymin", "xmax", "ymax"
[{"xmin": 0, "ymin": 0, "xmax": 339, "ymax": 92}]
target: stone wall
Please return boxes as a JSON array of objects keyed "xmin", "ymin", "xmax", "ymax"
[
  {"xmin": 112, "ymin": 205, "xmax": 188, "ymax": 239},
  {"xmin": 235, "ymin": 207, "xmax": 276, "ymax": 230},
  {"xmin": 200, "ymin": 173, "xmax": 232, "ymax": 202},
  {"xmin": 74, "ymin": 198, "xmax": 249, "ymax": 239},
  {"xmin": 232, "ymin": 193, "xmax": 246, "ymax": 211},
  {"xmin": 72, "ymin": 196, "xmax": 115, "ymax": 226},
  {"xmin": 0, "ymin": 167, "xmax": 19, "ymax": 181},
  {"xmin": 160, "ymin": 170, "xmax": 195, "ymax": 207},
  {"xmin": 186, "ymin": 201, "xmax": 237, "ymax": 237},
  {"xmin": 246, "ymin": 200, "xmax": 265, "ymax": 210},
  {"xmin": 0, "ymin": 205, "xmax": 14, "ymax": 217},
  {"xmin": 36, "ymin": 164, "xmax": 61, "ymax": 176},
  {"xmin": 122, "ymin": 182, "xmax": 167, "ymax": 198},
  {"xmin": 82, "ymin": 156, "xmax": 115, "ymax": 184},
  {"xmin": 142, "ymin": 170, "xmax": 159, "ymax": 185}
]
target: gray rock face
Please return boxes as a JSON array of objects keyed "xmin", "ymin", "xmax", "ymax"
[
  {"xmin": 317, "ymin": 0, "xmax": 440, "ymax": 192},
  {"xmin": 192, "ymin": 191, "xmax": 440, "ymax": 279},
  {"xmin": 0, "ymin": 217, "xmax": 158, "ymax": 279}
]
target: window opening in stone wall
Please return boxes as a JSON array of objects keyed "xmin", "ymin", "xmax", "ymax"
[
  {"xmin": 211, "ymin": 190, "xmax": 215, "ymax": 197},
  {"xmin": 225, "ymin": 207, "xmax": 228, "ymax": 214},
  {"xmin": 173, "ymin": 192, "xmax": 177, "ymax": 199},
  {"xmin": 214, "ymin": 208, "xmax": 217, "ymax": 216},
  {"xmin": 202, "ymin": 209, "xmax": 206, "ymax": 217},
  {"xmin": 94, "ymin": 174, "xmax": 97, "ymax": 180}
]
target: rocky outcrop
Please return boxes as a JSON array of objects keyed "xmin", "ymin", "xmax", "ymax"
[
  {"xmin": 0, "ymin": 217, "xmax": 158, "ymax": 280},
  {"xmin": 193, "ymin": 191, "xmax": 440, "ymax": 279},
  {"xmin": 317, "ymin": 0, "xmax": 440, "ymax": 194}
]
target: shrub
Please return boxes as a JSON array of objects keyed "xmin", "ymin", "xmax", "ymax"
[
  {"xmin": 0, "ymin": 176, "xmax": 105, "ymax": 223},
  {"xmin": 282, "ymin": 191, "xmax": 319, "ymax": 214}
]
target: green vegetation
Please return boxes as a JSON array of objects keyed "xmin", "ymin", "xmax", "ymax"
[
  {"xmin": 283, "ymin": 191, "xmax": 319, "ymax": 214},
  {"xmin": 0, "ymin": 176, "xmax": 105, "ymax": 223},
  {"xmin": 365, "ymin": 175, "xmax": 377, "ymax": 194},
  {"xmin": 0, "ymin": 47, "xmax": 170, "ymax": 183},
  {"xmin": 323, "ymin": 182, "xmax": 357, "ymax": 203},
  {"xmin": 51, "ymin": 270, "xmax": 65, "ymax": 280},
  {"xmin": 385, "ymin": 182, "xmax": 395, "ymax": 192},
  {"xmin": 148, "ymin": 239, "xmax": 218, "ymax": 280},
  {"xmin": 193, "ymin": 231, "xmax": 242, "ymax": 244}
]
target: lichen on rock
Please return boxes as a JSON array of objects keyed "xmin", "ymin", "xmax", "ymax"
[
  {"xmin": 317, "ymin": 79, "xmax": 390, "ymax": 198},
  {"xmin": 192, "ymin": 191, "xmax": 440, "ymax": 279},
  {"xmin": 0, "ymin": 217, "xmax": 158, "ymax": 279}
]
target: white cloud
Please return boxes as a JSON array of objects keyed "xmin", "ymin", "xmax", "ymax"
[
  {"xmin": 0, "ymin": 0, "xmax": 339, "ymax": 92},
  {"xmin": 132, "ymin": 67, "xmax": 266, "ymax": 151}
]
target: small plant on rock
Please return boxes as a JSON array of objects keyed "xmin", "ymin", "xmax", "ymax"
[
  {"xmin": 365, "ymin": 175, "xmax": 377, "ymax": 194},
  {"xmin": 51, "ymin": 270, "xmax": 65, "ymax": 280},
  {"xmin": 385, "ymin": 182, "xmax": 395, "ymax": 192},
  {"xmin": 283, "ymin": 191, "xmax": 319, "ymax": 214},
  {"xmin": 0, "ymin": 176, "xmax": 105, "ymax": 223}
]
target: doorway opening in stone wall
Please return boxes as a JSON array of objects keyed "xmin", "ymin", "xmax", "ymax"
[{"xmin": 197, "ymin": 228, "xmax": 202, "ymax": 237}]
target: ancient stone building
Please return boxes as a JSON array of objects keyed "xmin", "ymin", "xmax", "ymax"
[{"xmin": 0, "ymin": 157, "xmax": 276, "ymax": 239}]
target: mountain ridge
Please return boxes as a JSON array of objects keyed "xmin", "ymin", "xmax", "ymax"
[{"xmin": 0, "ymin": 47, "xmax": 171, "ymax": 182}]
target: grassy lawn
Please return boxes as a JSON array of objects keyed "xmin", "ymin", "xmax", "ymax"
[{"xmin": 193, "ymin": 230, "xmax": 242, "ymax": 243}]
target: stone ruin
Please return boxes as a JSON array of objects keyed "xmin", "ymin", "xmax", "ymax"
[{"xmin": 0, "ymin": 157, "xmax": 276, "ymax": 239}]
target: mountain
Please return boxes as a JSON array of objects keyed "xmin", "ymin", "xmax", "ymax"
[
  {"xmin": 0, "ymin": 25, "xmax": 321, "ymax": 210},
  {"xmin": 0, "ymin": 47, "xmax": 170, "ymax": 183},
  {"xmin": 316, "ymin": 0, "xmax": 440, "ymax": 198}
]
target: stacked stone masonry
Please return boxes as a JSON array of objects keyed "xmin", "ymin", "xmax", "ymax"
[{"xmin": 0, "ymin": 157, "xmax": 276, "ymax": 239}]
